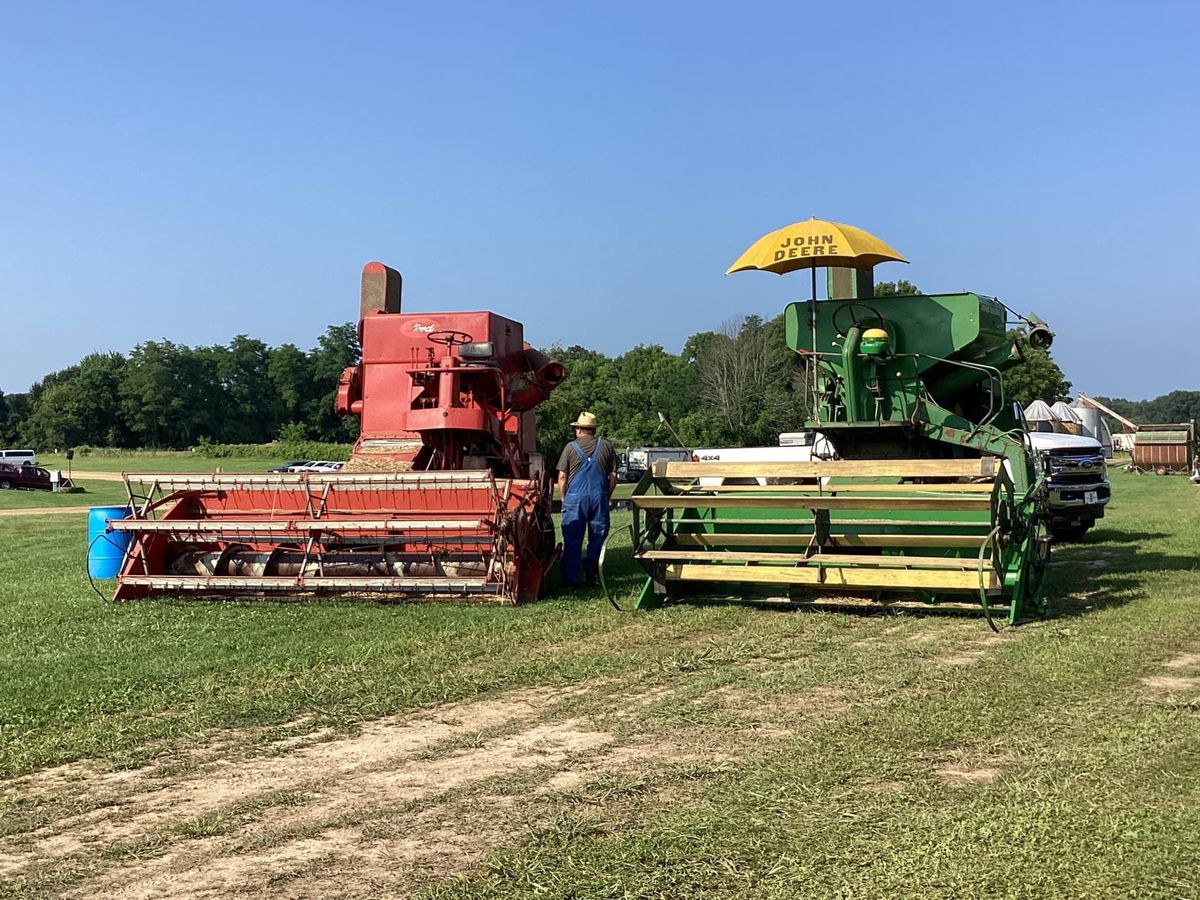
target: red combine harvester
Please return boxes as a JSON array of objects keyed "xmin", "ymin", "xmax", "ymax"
[{"xmin": 109, "ymin": 262, "xmax": 567, "ymax": 603}]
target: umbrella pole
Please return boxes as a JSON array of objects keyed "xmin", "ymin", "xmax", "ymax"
[{"xmin": 810, "ymin": 267, "xmax": 820, "ymax": 424}]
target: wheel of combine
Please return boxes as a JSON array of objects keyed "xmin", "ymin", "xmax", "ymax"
[
  {"xmin": 1022, "ymin": 518, "xmax": 1051, "ymax": 611},
  {"xmin": 989, "ymin": 467, "xmax": 1016, "ymax": 536},
  {"xmin": 1003, "ymin": 514, "xmax": 1049, "ymax": 627},
  {"xmin": 982, "ymin": 468, "xmax": 1024, "ymax": 628},
  {"xmin": 988, "ymin": 466, "xmax": 1051, "ymax": 627}
]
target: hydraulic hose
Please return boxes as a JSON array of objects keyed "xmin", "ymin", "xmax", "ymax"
[
  {"xmin": 598, "ymin": 522, "xmax": 636, "ymax": 611},
  {"xmin": 978, "ymin": 525, "xmax": 1003, "ymax": 633},
  {"xmin": 85, "ymin": 532, "xmax": 126, "ymax": 603}
]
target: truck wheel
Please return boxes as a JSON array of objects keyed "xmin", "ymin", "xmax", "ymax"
[
  {"xmin": 0, "ymin": 480, "xmax": 11, "ymax": 490},
  {"xmin": 1051, "ymin": 524, "xmax": 1089, "ymax": 542}
]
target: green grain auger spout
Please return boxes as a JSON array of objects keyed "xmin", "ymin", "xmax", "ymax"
[{"xmin": 630, "ymin": 221, "xmax": 1052, "ymax": 627}]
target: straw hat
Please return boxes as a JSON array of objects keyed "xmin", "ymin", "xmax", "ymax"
[{"xmin": 571, "ymin": 411, "xmax": 599, "ymax": 430}]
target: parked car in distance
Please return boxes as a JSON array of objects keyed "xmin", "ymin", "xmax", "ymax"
[
  {"xmin": 268, "ymin": 460, "xmax": 310, "ymax": 473},
  {"xmin": 304, "ymin": 461, "xmax": 345, "ymax": 473},
  {"xmin": 0, "ymin": 462, "xmax": 53, "ymax": 491},
  {"xmin": 0, "ymin": 449, "xmax": 38, "ymax": 467},
  {"xmin": 287, "ymin": 460, "xmax": 345, "ymax": 473}
]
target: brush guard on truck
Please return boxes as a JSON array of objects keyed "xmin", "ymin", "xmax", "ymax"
[
  {"xmin": 109, "ymin": 470, "xmax": 558, "ymax": 603},
  {"xmin": 631, "ymin": 457, "xmax": 1049, "ymax": 627}
]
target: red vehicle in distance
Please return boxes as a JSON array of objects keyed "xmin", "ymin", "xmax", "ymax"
[{"xmin": 0, "ymin": 462, "xmax": 56, "ymax": 491}]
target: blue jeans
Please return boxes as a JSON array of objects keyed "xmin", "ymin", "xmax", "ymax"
[{"xmin": 560, "ymin": 491, "xmax": 609, "ymax": 584}]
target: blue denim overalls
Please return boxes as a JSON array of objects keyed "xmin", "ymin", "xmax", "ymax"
[{"xmin": 560, "ymin": 440, "xmax": 610, "ymax": 585}]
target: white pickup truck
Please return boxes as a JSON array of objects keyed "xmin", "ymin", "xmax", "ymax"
[
  {"xmin": 690, "ymin": 433, "xmax": 835, "ymax": 486},
  {"xmin": 1026, "ymin": 431, "xmax": 1111, "ymax": 541}
]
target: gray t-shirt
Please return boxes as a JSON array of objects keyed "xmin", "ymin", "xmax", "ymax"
[{"xmin": 556, "ymin": 435, "xmax": 618, "ymax": 493}]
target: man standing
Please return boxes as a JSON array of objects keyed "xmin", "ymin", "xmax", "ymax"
[{"xmin": 556, "ymin": 411, "xmax": 618, "ymax": 587}]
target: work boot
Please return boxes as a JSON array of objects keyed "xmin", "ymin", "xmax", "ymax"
[{"xmin": 584, "ymin": 561, "xmax": 597, "ymax": 587}]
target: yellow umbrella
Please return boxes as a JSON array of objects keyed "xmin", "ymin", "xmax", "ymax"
[{"xmin": 726, "ymin": 218, "xmax": 907, "ymax": 276}]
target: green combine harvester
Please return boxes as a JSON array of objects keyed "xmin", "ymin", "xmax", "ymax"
[{"xmin": 630, "ymin": 220, "xmax": 1054, "ymax": 628}]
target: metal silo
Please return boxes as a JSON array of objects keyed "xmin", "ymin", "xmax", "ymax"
[{"xmin": 1072, "ymin": 402, "xmax": 1113, "ymax": 458}]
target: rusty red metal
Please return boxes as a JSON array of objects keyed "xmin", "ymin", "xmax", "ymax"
[
  {"xmin": 1131, "ymin": 423, "xmax": 1195, "ymax": 474},
  {"xmin": 112, "ymin": 263, "xmax": 567, "ymax": 603}
]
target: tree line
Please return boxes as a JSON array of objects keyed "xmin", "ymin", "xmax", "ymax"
[
  {"xmin": 533, "ymin": 313, "xmax": 810, "ymax": 453},
  {"xmin": 0, "ymin": 325, "xmax": 361, "ymax": 450},
  {"xmin": 1, "ymin": 283, "xmax": 1090, "ymax": 453},
  {"xmin": 1090, "ymin": 392, "xmax": 1200, "ymax": 428}
]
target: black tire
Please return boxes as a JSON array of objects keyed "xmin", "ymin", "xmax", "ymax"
[
  {"xmin": 0, "ymin": 480, "xmax": 11, "ymax": 490},
  {"xmin": 1051, "ymin": 524, "xmax": 1089, "ymax": 543}
]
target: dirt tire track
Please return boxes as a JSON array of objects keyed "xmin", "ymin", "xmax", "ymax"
[
  {"xmin": 73, "ymin": 722, "xmax": 611, "ymax": 899},
  {"xmin": 1, "ymin": 631, "xmax": 950, "ymax": 898},
  {"xmin": 0, "ymin": 506, "xmax": 95, "ymax": 517},
  {"xmin": 3, "ymin": 675, "xmax": 739, "ymax": 898},
  {"xmin": 2, "ymin": 688, "xmax": 562, "ymax": 876}
]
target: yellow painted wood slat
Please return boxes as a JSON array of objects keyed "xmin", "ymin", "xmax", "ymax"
[
  {"xmin": 763, "ymin": 595, "xmax": 998, "ymax": 612},
  {"xmin": 671, "ymin": 533, "xmax": 986, "ymax": 549},
  {"xmin": 633, "ymin": 495, "xmax": 989, "ymax": 511},
  {"xmin": 666, "ymin": 518, "xmax": 989, "ymax": 527},
  {"xmin": 678, "ymin": 482, "xmax": 994, "ymax": 493},
  {"xmin": 640, "ymin": 550, "xmax": 982, "ymax": 570},
  {"xmin": 660, "ymin": 459, "xmax": 995, "ymax": 479},
  {"xmin": 662, "ymin": 563, "xmax": 997, "ymax": 591}
]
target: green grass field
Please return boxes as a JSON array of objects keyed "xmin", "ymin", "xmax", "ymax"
[
  {"xmin": 39, "ymin": 451, "xmax": 288, "ymax": 474},
  {"xmin": 0, "ymin": 452, "xmax": 289, "ymax": 512},
  {"xmin": 1, "ymin": 470, "xmax": 1198, "ymax": 897},
  {"xmin": 0, "ymin": 480, "xmax": 127, "ymax": 509}
]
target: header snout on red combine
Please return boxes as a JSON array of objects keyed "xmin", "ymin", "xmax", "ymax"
[{"xmin": 109, "ymin": 261, "xmax": 568, "ymax": 604}]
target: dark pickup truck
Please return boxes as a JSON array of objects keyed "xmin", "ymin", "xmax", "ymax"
[{"xmin": 0, "ymin": 462, "xmax": 55, "ymax": 491}]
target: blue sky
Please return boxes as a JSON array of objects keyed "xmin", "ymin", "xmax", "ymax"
[{"xmin": 1, "ymin": 1, "xmax": 1197, "ymax": 399}]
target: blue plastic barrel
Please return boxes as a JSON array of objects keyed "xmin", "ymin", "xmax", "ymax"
[{"xmin": 88, "ymin": 506, "xmax": 131, "ymax": 579}]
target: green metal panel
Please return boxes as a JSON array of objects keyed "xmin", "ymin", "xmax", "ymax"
[{"xmin": 785, "ymin": 293, "xmax": 1010, "ymax": 369}]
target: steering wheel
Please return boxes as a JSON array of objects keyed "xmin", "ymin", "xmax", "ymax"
[
  {"xmin": 831, "ymin": 301, "xmax": 885, "ymax": 338},
  {"xmin": 427, "ymin": 330, "xmax": 474, "ymax": 347}
]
